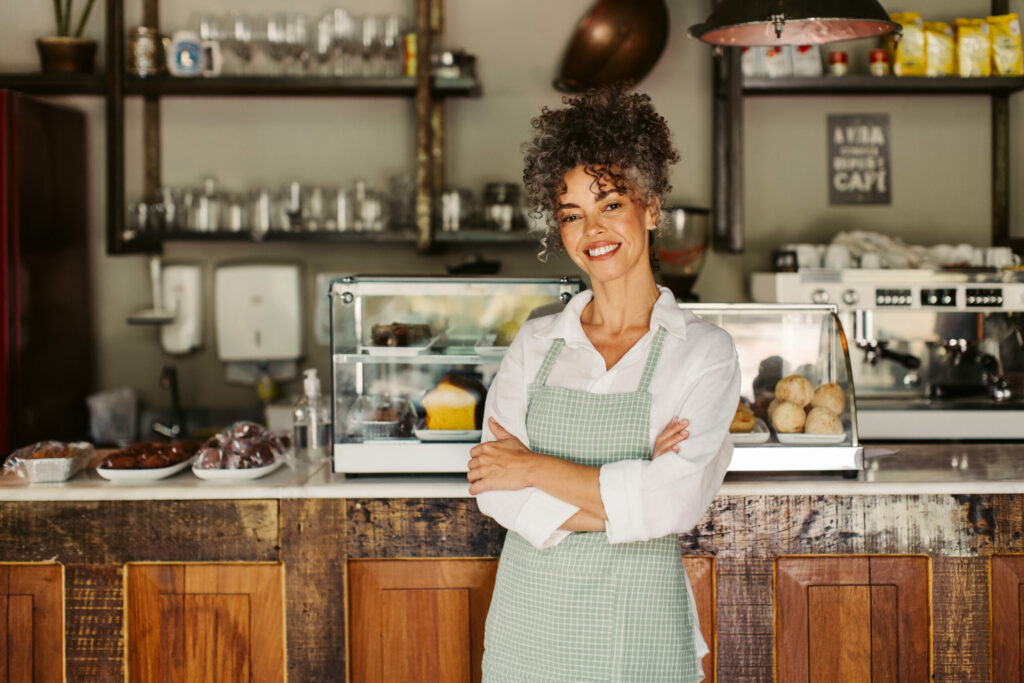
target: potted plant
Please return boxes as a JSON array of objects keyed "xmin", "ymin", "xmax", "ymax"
[{"xmin": 36, "ymin": 0, "xmax": 98, "ymax": 73}]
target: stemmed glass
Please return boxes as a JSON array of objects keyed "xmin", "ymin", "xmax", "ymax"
[
  {"xmin": 225, "ymin": 11, "xmax": 255, "ymax": 75},
  {"xmin": 313, "ymin": 13, "xmax": 335, "ymax": 76},
  {"xmin": 284, "ymin": 13, "xmax": 310, "ymax": 76},
  {"xmin": 331, "ymin": 9, "xmax": 359, "ymax": 76},
  {"xmin": 360, "ymin": 15, "xmax": 384, "ymax": 77},
  {"xmin": 265, "ymin": 13, "xmax": 291, "ymax": 75}
]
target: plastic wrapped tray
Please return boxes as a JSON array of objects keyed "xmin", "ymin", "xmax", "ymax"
[{"xmin": 3, "ymin": 441, "xmax": 94, "ymax": 483}]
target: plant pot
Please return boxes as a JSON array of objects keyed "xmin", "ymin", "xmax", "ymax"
[{"xmin": 36, "ymin": 37, "xmax": 97, "ymax": 74}]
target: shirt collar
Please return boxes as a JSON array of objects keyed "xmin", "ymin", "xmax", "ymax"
[{"xmin": 533, "ymin": 285, "xmax": 688, "ymax": 345}]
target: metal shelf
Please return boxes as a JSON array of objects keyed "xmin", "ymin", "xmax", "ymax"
[
  {"xmin": 124, "ymin": 75, "xmax": 480, "ymax": 97},
  {"xmin": 0, "ymin": 72, "xmax": 105, "ymax": 96},
  {"xmin": 121, "ymin": 228, "xmax": 540, "ymax": 246},
  {"xmin": 743, "ymin": 75, "xmax": 1024, "ymax": 96},
  {"xmin": 334, "ymin": 351, "xmax": 502, "ymax": 365}
]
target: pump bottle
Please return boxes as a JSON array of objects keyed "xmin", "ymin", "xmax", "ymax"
[{"xmin": 293, "ymin": 369, "xmax": 331, "ymax": 461}]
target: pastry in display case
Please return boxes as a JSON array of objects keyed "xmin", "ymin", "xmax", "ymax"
[
  {"xmin": 329, "ymin": 276, "xmax": 583, "ymax": 473},
  {"xmin": 686, "ymin": 303, "xmax": 862, "ymax": 472}
]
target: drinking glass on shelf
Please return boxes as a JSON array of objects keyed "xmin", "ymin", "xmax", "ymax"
[
  {"xmin": 223, "ymin": 193, "xmax": 248, "ymax": 232},
  {"xmin": 360, "ymin": 16, "xmax": 385, "ymax": 77},
  {"xmin": 313, "ymin": 13, "xmax": 335, "ymax": 76},
  {"xmin": 265, "ymin": 13, "xmax": 291, "ymax": 75},
  {"xmin": 197, "ymin": 12, "xmax": 225, "ymax": 44},
  {"xmin": 331, "ymin": 9, "xmax": 360, "ymax": 76},
  {"xmin": 285, "ymin": 13, "xmax": 310, "ymax": 76},
  {"xmin": 251, "ymin": 188, "xmax": 274, "ymax": 237},
  {"xmin": 381, "ymin": 15, "xmax": 404, "ymax": 77},
  {"xmin": 224, "ymin": 11, "xmax": 255, "ymax": 75}
]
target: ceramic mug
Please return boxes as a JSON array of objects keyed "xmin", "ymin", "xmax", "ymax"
[
  {"xmin": 859, "ymin": 252, "xmax": 882, "ymax": 269},
  {"xmin": 986, "ymin": 246, "xmax": 1022, "ymax": 268},
  {"xmin": 823, "ymin": 244, "xmax": 852, "ymax": 269},
  {"xmin": 782, "ymin": 243, "xmax": 821, "ymax": 269}
]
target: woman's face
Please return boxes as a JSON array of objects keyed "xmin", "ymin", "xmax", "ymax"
[{"xmin": 556, "ymin": 165, "xmax": 657, "ymax": 286}]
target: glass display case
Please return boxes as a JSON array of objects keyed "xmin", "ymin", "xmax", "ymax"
[
  {"xmin": 685, "ymin": 303, "xmax": 862, "ymax": 472},
  {"xmin": 329, "ymin": 276, "xmax": 584, "ymax": 473}
]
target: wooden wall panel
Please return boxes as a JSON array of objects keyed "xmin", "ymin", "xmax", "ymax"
[
  {"xmin": 0, "ymin": 564, "xmax": 64, "ymax": 683},
  {"xmin": 991, "ymin": 554, "xmax": 1024, "ymax": 681},
  {"xmin": 126, "ymin": 563, "xmax": 285, "ymax": 683},
  {"xmin": 776, "ymin": 555, "xmax": 930, "ymax": 683},
  {"xmin": 349, "ymin": 558, "xmax": 497, "ymax": 683},
  {"xmin": 280, "ymin": 498, "xmax": 347, "ymax": 683}
]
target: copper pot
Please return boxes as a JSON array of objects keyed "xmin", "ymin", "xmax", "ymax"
[{"xmin": 36, "ymin": 37, "xmax": 98, "ymax": 74}]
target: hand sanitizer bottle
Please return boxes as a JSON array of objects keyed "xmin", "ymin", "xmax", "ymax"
[{"xmin": 293, "ymin": 369, "xmax": 331, "ymax": 462}]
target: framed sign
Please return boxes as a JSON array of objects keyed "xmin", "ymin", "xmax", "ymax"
[{"xmin": 828, "ymin": 113, "xmax": 891, "ymax": 205}]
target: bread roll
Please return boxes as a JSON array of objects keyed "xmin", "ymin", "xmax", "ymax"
[
  {"xmin": 805, "ymin": 407, "xmax": 844, "ymax": 434},
  {"xmin": 775, "ymin": 375, "xmax": 814, "ymax": 407},
  {"xmin": 767, "ymin": 398, "xmax": 782, "ymax": 421},
  {"xmin": 771, "ymin": 401, "xmax": 806, "ymax": 433},
  {"xmin": 811, "ymin": 383, "xmax": 845, "ymax": 416},
  {"xmin": 730, "ymin": 409, "xmax": 756, "ymax": 433}
]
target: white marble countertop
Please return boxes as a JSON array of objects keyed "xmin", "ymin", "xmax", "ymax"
[{"xmin": 1, "ymin": 443, "xmax": 1023, "ymax": 501}]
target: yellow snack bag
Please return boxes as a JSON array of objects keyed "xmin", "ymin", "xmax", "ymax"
[
  {"xmin": 887, "ymin": 12, "xmax": 926, "ymax": 76},
  {"xmin": 956, "ymin": 18, "xmax": 992, "ymax": 77},
  {"xmin": 988, "ymin": 13, "xmax": 1023, "ymax": 75},
  {"xmin": 923, "ymin": 21, "xmax": 955, "ymax": 76}
]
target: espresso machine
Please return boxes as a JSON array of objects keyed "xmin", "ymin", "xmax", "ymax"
[{"xmin": 752, "ymin": 269, "xmax": 1024, "ymax": 439}]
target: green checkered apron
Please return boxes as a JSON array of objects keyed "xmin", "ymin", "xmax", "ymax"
[{"xmin": 482, "ymin": 327, "xmax": 701, "ymax": 682}]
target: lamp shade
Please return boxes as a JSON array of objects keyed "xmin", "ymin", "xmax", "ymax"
[{"xmin": 689, "ymin": 0, "xmax": 898, "ymax": 46}]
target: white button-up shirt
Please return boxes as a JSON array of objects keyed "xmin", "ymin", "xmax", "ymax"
[{"xmin": 475, "ymin": 286, "xmax": 741, "ymax": 550}]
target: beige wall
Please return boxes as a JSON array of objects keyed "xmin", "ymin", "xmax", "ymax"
[{"xmin": 2, "ymin": 0, "xmax": 1021, "ymax": 412}]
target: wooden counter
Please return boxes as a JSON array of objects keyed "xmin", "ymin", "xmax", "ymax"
[{"xmin": 0, "ymin": 443, "xmax": 1022, "ymax": 681}]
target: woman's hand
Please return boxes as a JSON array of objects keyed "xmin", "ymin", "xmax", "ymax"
[
  {"xmin": 467, "ymin": 418, "xmax": 538, "ymax": 495},
  {"xmin": 652, "ymin": 417, "xmax": 690, "ymax": 459}
]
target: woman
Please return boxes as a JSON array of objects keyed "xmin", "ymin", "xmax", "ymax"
[{"xmin": 467, "ymin": 86, "xmax": 740, "ymax": 682}]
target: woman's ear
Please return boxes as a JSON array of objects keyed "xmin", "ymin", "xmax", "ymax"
[{"xmin": 646, "ymin": 197, "xmax": 661, "ymax": 231}]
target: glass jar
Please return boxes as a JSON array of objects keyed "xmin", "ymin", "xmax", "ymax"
[
  {"xmin": 827, "ymin": 51, "xmax": 849, "ymax": 76},
  {"xmin": 869, "ymin": 49, "xmax": 890, "ymax": 76},
  {"xmin": 127, "ymin": 26, "xmax": 164, "ymax": 77},
  {"xmin": 483, "ymin": 182, "xmax": 521, "ymax": 232}
]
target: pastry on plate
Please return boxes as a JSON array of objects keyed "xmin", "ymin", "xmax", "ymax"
[
  {"xmin": 805, "ymin": 407, "xmax": 844, "ymax": 434},
  {"xmin": 811, "ymin": 383, "xmax": 845, "ymax": 416},
  {"xmin": 730, "ymin": 408, "xmax": 756, "ymax": 433},
  {"xmin": 771, "ymin": 400, "xmax": 806, "ymax": 433},
  {"xmin": 775, "ymin": 375, "xmax": 814, "ymax": 407},
  {"xmin": 422, "ymin": 373, "xmax": 487, "ymax": 430}
]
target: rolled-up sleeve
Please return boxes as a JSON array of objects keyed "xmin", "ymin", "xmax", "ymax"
[
  {"xmin": 473, "ymin": 329, "xmax": 579, "ymax": 549},
  {"xmin": 599, "ymin": 350, "xmax": 741, "ymax": 544}
]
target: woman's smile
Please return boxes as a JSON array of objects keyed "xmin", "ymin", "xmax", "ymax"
[{"xmin": 585, "ymin": 242, "xmax": 621, "ymax": 259}]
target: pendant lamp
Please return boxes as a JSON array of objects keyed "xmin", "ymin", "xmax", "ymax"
[{"xmin": 689, "ymin": 0, "xmax": 898, "ymax": 46}]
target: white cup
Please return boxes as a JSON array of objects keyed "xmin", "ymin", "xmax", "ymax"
[
  {"xmin": 986, "ymin": 246, "xmax": 1022, "ymax": 268},
  {"xmin": 783, "ymin": 243, "xmax": 822, "ymax": 269},
  {"xmin": 823, "ymin": 244, "xmax": 852, "ymax": 269},
  {"xmin": 859, "ymin": 252, "xmax": 881, "ymax": 269}
]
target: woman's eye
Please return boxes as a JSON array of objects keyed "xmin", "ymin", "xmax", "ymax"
[
  {"xmin": 604, "ymin": 202, "xmax": 621, "ymax": 211},
  {"xmin": 560, "ymin": 214, "xmax": 580, "ymax": 224}
]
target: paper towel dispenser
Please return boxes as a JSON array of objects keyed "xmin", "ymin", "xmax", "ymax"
[{"xmin": 214, "ymin": 264, "xmax": 301, "ymax": 361}]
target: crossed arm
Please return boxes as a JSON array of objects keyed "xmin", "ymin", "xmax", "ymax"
[{"xmin": 467, "ymin": 416, "xmax": 690, "ymax": 532}]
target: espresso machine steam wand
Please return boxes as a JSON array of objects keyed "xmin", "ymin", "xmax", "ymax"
[{"xmin": 852, "ymin": 310, "xmax": 922, "ymax": 372}]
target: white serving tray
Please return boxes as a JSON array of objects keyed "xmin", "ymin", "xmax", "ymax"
[
  {"xmin": 192, "ymin": 458, "xmax": 286, "ymax": 481},
  {"xmin": 97, "ymin": 457, "xmax": 194, "ymax": 482},
  {"xmin": 775, "ymin": 432, "xmax": 847, "ymax": 445},
  {"xmin": 730, "ymin": 418, "xmax": 770, "ymax": 445},
  {"xmin": 414, "ymin": 427, "xmax": 482, "ymax": 443}
]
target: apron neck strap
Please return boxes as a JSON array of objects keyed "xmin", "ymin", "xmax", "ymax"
[
  {"xmin": 534, "ymin": 327, "xmax": 668, "ymax": 391},
  {"xmin": 533, "ymin": 338, "xmax": 565, "ymax": 387},
  {"xmin": 636, "ymin": 327, "xmax": 668, "ymax": 393}
]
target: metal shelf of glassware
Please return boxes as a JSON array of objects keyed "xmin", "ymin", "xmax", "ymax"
[
  {"xmin": 123, "ymin": 74, "xmax": 480, "ymax": 97},
  {"xmin": 742, "ymin": 75, "xmax": 1024, "ymax": 96},
  {"xmin": 124, "ymin": 227, "xmax": 537, "ymax": 246}
]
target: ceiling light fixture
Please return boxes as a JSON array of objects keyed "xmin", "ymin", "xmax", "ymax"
[{"xmin": 689, "ymin": 0, "xmax": 899, "ymax": 46}]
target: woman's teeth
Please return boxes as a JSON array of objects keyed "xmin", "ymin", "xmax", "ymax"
[{"xmin": 587, "ymin": 244, "xmax": 620, "ymax": 257}]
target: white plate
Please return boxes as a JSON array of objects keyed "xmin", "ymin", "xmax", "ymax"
[
  {"xmin": 775, "ymin": 432, "xmax": 847, "ymax": 445},
  {"xmin": 97, "ymin": 457, "xmax": 194, "ymax": 482},
  {"xmin": 473, "ymin": 333, "xmax": 509, "ymax": 358},
  {"xmin": 730, "ymin": 418, "xmax": 770, "ymax": 445},
  {"xmin": 192, "ymin": 457, "xmax": 285, "ymax": 480},
  {"xmin": 414, "ymin": 427, "xmax": 483, "ymax": 442},
  {"xmin": 358, "ymin": 335, "xmax": 436, "ymax": 357}
]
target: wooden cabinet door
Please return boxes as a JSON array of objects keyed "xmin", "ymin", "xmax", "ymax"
[
  {"xmin": 991, "ymin": 555, "xmax": 1024, "ymax": 680},
  {"xmin": 0, "ymin": 563, "xmax": 63, "ymax": 683},
  {"xmin": 776, "ymin": 556, "xmax": 929, "ymax": 682},
  {"xmin": 349, "ymin": 558, "xmax": 497, "ymax": 683},
  {"xmin": 683, "ymin": 556, "xmax": 716, "ymax": 683},
  {"xmin": 126, "ymin": 563, "xmax": 285, "ymax": 683}
]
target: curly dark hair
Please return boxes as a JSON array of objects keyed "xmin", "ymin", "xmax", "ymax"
[{"xmin": 522, "ymin": 85, "xmax": 680, "ymax": 260}]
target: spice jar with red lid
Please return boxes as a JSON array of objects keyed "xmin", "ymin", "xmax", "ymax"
[
  {"xmin": 869, "ymin": 49, "xmax": 890, "ymax": 76},
  {"xmin": 828, "ymin": 50, "xmax": 849, "ymax": 76}
]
